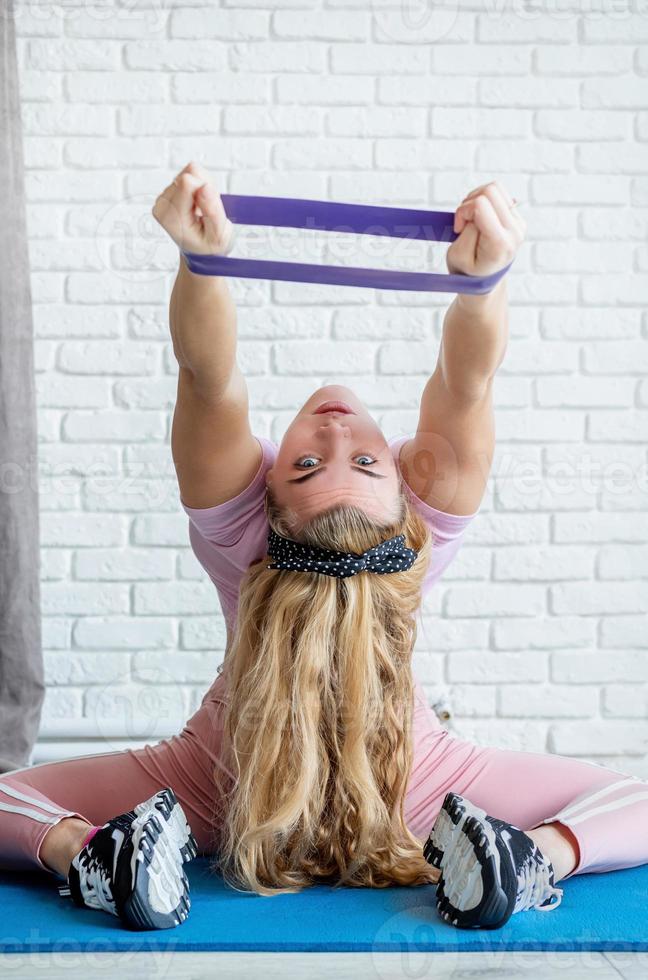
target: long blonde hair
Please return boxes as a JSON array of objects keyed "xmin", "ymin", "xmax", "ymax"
[{"xmin": 210, "ymin": 483, "xmax": 440, "ymax": 896}]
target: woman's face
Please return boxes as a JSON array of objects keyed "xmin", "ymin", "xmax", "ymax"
[{"xmin": 265, "ymin": 385, "xmax": 401, "ymax": 526}]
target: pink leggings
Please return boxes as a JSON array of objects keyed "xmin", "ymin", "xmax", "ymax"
[{"xmin": 1, "ymin": 679, "xmax": 647, "ymax": 879}]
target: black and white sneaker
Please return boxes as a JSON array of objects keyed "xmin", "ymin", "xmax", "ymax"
[
  {"xmin": 57, "ymin": 787, "xmax": 198, "ymax": 931},
  {"xmin": 423, "ymin": 791, "xmax": 564, "ymax": 929}
]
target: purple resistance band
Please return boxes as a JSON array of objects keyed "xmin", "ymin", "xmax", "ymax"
[{"xmin": 181, "ymin": 194, "xmax": 514, "ymax": 294}]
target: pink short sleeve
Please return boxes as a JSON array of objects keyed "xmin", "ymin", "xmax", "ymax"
[
  {"xmin": 180, "ymin": 433, "xmax": 480, "ymax": 635},
  {"xmin": 180, "ymin": 436, "xmax": 275, "ymax": 547},
  {"xmin": 179, "ymin": 436, "xmax": 277, "ymax": 634},
  {"xmin": 388, "ymin": 435, "xmax": 479, "ymax": 592}
]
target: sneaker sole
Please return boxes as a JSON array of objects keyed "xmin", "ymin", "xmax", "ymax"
[
  {"xmin": 133, "ymin": 787, "xmax": 198, "ymax": 865},
  {"xmin": 424, "ymin": 792, "xmax": 516, "ymax": 930},
  {"xmin": 122, "ymin": 788, "xmax": 198, "ymax": 931}
]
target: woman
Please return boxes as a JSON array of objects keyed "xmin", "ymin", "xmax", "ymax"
[{"xmin": 1, "ymin": 163, "xmax": 646, "ymax": 934}]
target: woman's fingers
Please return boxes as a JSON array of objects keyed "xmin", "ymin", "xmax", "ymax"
[
  {"xmin": 195, "ymin": 183, "xmax": 234, "ymax": 254},
  {"xmin": 449, "ymin": 191, "xmax": 520, "ymax": 275},
  {"xmin": 155, "ymin": 162, "xmax": 209, "ymax": 219},
  {"xmin": 458, "ymin": 183, "xmax": 517, "ymax": 235},
  {"xmin": 152, "ymin": 161, "xmax": 235, "ymax": 254},
  {"xmin": 481, "ymin": 183, "xmax": 518, "ymax": 233},
  {"xmin": 458, "ymin": 194, "xmax": 510, "ymax": 252},
  {"xmin": 152, "ymin": 163, "xmax": 210, "ymax": 250},
  {"xmin": 176, "ymin": 160, "xmax": 211, "ymax": 186},
  {"xmin": 152, "ymin": 173, "xmax": 203, "ymax": 249},
  {"xmin": 449, "ymin": 176, "xmax": 531, "ymax": 275},
  {"xmin": 456, "ymin": 180, "xmax": 525, "ymax": 241},
  {"xmin": 180, "ymin": 162, "xmax": 234, "ymax": 253},
  {"xmin": 174, "ymin": 161, "xmax": 211, "ymax": 215},
  {"xmin": 461, "ymin": 179, "xmax": 515, "ymax": 209},
  {"xmin": 170, "ymin": 171, "xmax": 205, "ymax": 212},
  {"xmin": 446, "ymin": 219, "xmax": 479, "ymax": 275}
]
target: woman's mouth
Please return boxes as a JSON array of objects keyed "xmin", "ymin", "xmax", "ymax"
[{"xmin": 313, "ymin": 401, "xmax": 355, "ymax": 415}]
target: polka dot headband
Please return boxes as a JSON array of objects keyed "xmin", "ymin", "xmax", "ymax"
[{"xmin": 266, "ymin": 527, "xmax": 418, "ymax": 578}]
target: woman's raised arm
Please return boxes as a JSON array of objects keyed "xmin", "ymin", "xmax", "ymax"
[
  {"xmin": 153, "ymin": 161, "xmax": 237, "ymax": 398},
  {"xmin": 440, "ymin": 180, "xmax": 525, "ymax": 401},
  {"xmin": 399, "ymin": 181, "xmax": 526, "ymax": 517},
  {"xmin": 153, "ymin": 162, "xmax": 261, "ymax": 511}
]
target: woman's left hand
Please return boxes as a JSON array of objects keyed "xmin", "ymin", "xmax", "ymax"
[{"xmin": 446, "ymin": 180, "xmax": 526, "ymax": 278}]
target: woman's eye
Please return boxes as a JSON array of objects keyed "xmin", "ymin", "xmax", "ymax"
[{"xmin": 295, "ymin": 454, "xmax": 376, "ymax": 469}]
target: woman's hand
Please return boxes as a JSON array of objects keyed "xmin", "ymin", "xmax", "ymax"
[
  {"xmin": 152, "ymin": 161, "xmax": 234, "ymax": 255},
  {"xmin": 446, "ymin": 180, "xmax": 526, "ymax": 278}
]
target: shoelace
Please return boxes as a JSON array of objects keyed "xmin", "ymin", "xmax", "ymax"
[
  {"xmin": 513, "ymin": 845, "xmax": 564, "ymax": 914},
  {"xmin": 77, "ymin": 847, "xmax": 118, "ymax": 915},
  {"xmin": 74, "ymin": 813, "xmax": 135, "ymax": 915}
]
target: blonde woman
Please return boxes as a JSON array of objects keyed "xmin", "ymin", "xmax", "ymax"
[{"xmin": 1, "ymin": 163, "xmax": 646, "ymax": 933}]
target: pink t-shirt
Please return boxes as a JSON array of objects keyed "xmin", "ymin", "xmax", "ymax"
[
  {"xmin": 181, "ymin": 434, "xmax": 478, "ymax": 643},
  {"xmin": 180, "ymin": 434, "xmax": 479, "ymax": 813}
]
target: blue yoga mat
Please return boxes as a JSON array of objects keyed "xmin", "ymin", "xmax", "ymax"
[{"xmin": 1, "ymin": 858, "xmax": 646, "ymax": 954}]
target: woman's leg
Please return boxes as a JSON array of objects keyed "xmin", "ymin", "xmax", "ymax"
[
  {"xmin": 406, "ymin": 684, "xmax": 648, "ymax": 879},
  {"xmin": 0, "ymin": 692, "xmax": 233, "ymax": 875}
]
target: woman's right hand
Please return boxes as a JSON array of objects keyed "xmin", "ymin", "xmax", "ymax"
[{"xmin": 152, "ymin": 161, "xmax": 234, "ymax": 255}]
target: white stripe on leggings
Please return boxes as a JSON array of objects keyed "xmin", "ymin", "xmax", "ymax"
[
  {"xmin": 562, "ymin": 789, "xmax": 648, "ymax": 827},
  {"xmin": 552, "ymin": 777, "xmax": 641, "ymax": 822},
  {"xmin": 0, "ymin": 801, "xmax": 61, "ymax": 824},
  {"xmin": 0, "ymin": 781, "xmax": 69, "ymax": 816}
]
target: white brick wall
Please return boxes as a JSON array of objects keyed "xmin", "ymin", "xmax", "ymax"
[{"xmin": 13, "ymin": 0, "xmax": 648, "ymax": 775}]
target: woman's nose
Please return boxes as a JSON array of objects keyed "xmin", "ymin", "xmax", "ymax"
[{"xmin": 318, "ymin": 418, "xmax": 350, "ymax": 434}]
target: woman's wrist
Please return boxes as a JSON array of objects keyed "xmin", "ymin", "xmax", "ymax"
[
  {"xmin": 453, "ymin": 276, "xmax": 507, "ymax": 320},
  {"xmin": 177, "ymin": 251, "xmax": 230, "ymax": 295}
]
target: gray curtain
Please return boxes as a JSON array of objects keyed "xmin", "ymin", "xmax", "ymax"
[{"xmin": 0, "ymin": 0, "xmax": 45, "ymax": 772}]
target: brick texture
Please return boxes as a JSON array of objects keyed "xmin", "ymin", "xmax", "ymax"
[{"xmin": 14, "ymin": 0, "xmax": 647, "ymax": 771}]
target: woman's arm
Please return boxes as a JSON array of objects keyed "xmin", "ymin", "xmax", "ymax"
[
  {"xmin": 439, "ymin": 278, "xmax": 508, "ymax": 403},
  {"xmin": 398, "ymin": 181, "xmax": 525, "ymax": 516},
  {"xmin": 155, "ymin": 161, "xmax": 237, "ymax": 397},
  {"xmin": 439, "ymin": 181, "xmax": 523, "ymax": 400},
  {"xmin": 170, "ymin": 258, "xmax": 238, "ymax": 399},
  {"xmin": 153, "ymin": 162, "xmax": 261, "ymax": 510}
]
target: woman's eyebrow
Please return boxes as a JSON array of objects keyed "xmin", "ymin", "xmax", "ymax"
[{"xmin": 286, "ymin": 466, "xmax": 388, "ymax": 484}]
